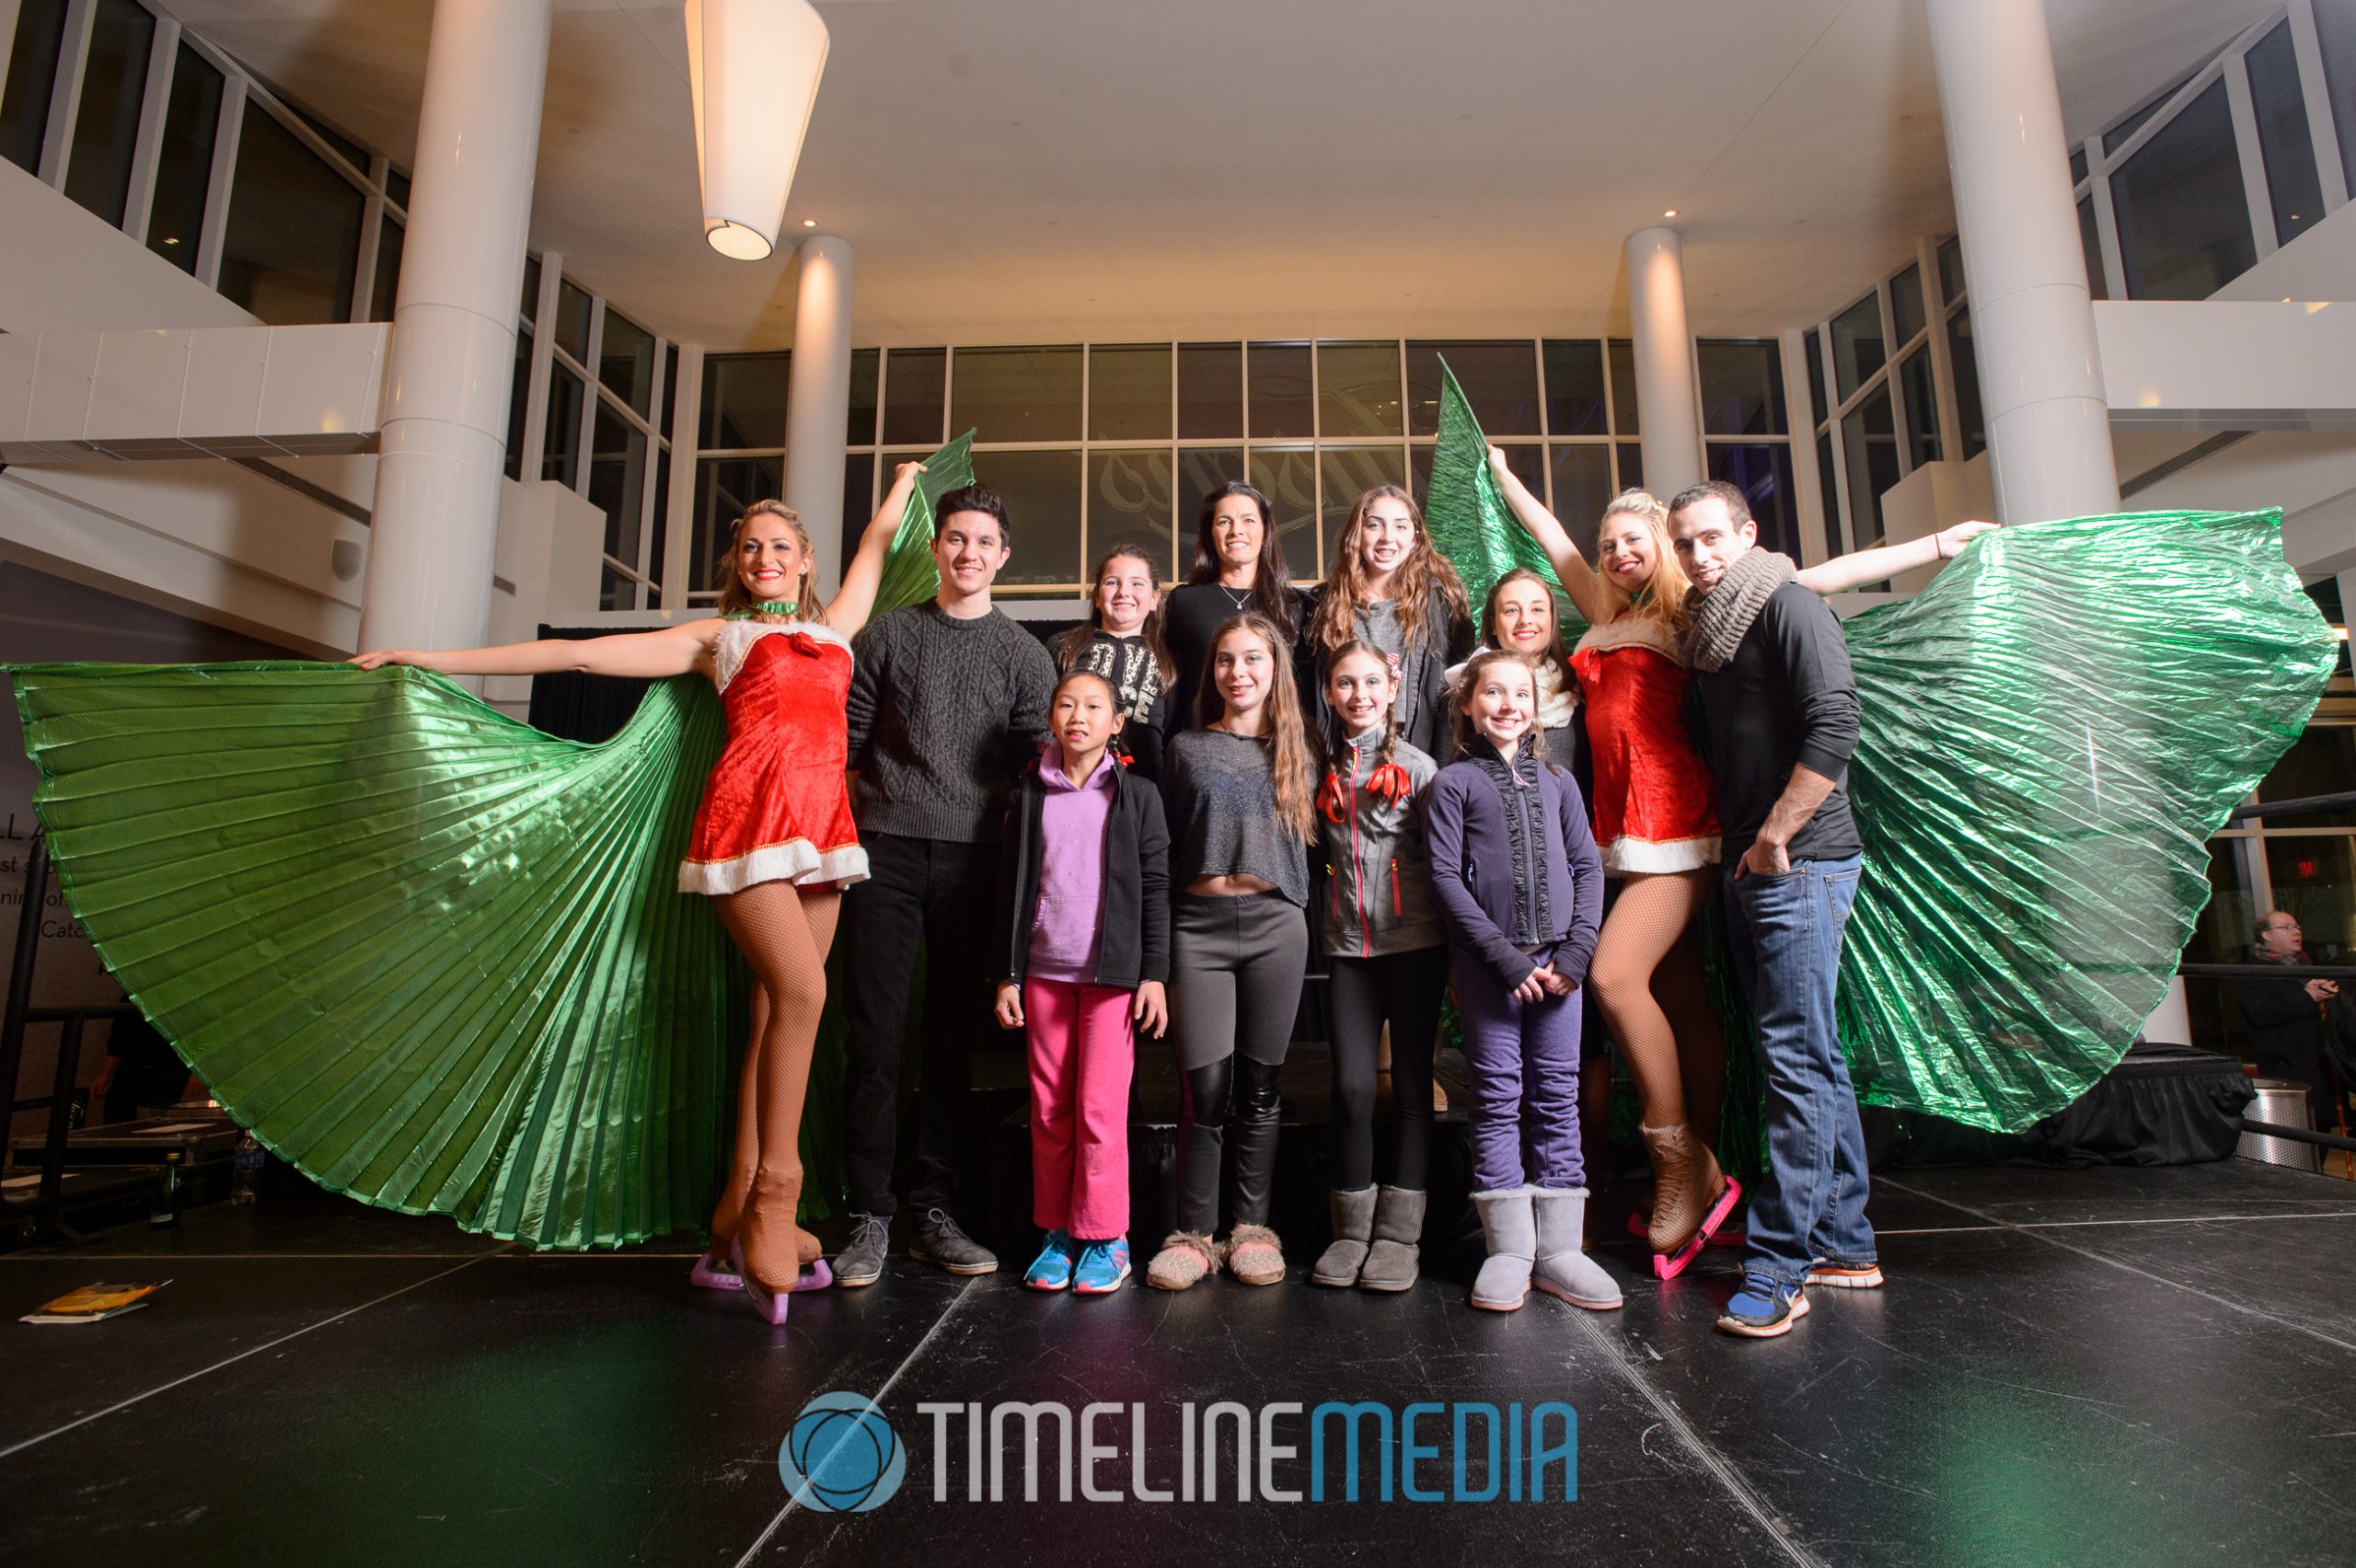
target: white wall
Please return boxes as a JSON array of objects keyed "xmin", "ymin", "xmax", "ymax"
[{"xmin": 0, "ymin": 159, "xmax": 256, "ymax": 334}]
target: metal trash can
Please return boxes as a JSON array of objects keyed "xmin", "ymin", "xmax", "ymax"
[{"xmin": 2237, "ymin": 1079, "xmax": 2322, "ymax": 1173}]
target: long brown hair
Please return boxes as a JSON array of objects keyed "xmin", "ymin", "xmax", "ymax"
[
  {"xmin": 1051, "ymin": 544, "xmax": 1177, "ymax": 686},
  {"xmin": 1201, "ymin": 611, "xmax": 1315, "ymax": 843},
  {"xmin": 1309, "ymin": 485, "xmax": 1471, "ymax": 659},
  {"xmin": 1591, "ymin": 489, "xmax": 1689, "ymax": 632},
  {"xmin": 1186, "ymin": 481, "xmax": 1299, "ymax": 630},
  {"xmin": 1452, "ymin": 649, "xmax": 1547, "ymax": 760},
  {"xmin": 1481, "ymin": 567, "xmax": 1572, "ymax": 691},
  {"xmin": 1320, "ymin": 640, "xmax": 1403, "ymax": 777},
  {"xmin": 715, "ymin": 500, "xmax": 828, "ymax": 620}
]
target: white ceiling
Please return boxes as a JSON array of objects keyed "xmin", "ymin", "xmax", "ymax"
[{"xmin": 166, "ymin": 0, "xmax": 2281, "ymax": 350}]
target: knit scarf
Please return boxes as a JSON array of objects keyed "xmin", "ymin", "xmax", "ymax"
[{"xmin": 1681, "ymin": 548, "xmax": 1797, "ymax": 673}]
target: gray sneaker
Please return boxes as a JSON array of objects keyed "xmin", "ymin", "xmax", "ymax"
[
  {"xmin": 834, "ymin": 1212, "xmax": 890, "ymax": 1288},
  {"xmin": 909, "ymin": 1207, "xmax": 999, "ymax": 1275}
]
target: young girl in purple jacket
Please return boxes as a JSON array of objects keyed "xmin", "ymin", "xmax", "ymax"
[{"xmin": 1423, "ymin": 651, "xmax": 1618, "ymax": 1314}]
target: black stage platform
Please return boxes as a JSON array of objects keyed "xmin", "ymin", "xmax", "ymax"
[{"xmin": 3, "ymin": 1159, "xmax": 2352, "ymax": 1566}]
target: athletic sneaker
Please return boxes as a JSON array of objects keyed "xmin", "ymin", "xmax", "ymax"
[
  {"xmin": 1024, "ymin": 1229, "xmax": 1077, "ymax": 1291},
  {"xmin": 1806, "ymin": 1257, "xmax": 1886, "ymax": 1289},
  {"xmin": 834, "ymin": 1212, "xmax": 890, "ymax": 1288},
  {"xmin": 1072, "ymin": 1236, "xmax": 1132, "ymax": 1295},
  {"xmin": 910, "ymin": 1208, "xmax": 999, "ymax": 1275},
  {"xmin": 1715, "ymin": 1274, "xmax": 1810, "ymax": 1339}
]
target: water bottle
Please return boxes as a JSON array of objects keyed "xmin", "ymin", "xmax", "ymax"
[
  {"xmin": 230, "ymin": 1132, "xmax": 263, "ymax": 1205},
  {"xmin": 149, "ymin": 1149, "xmax": 182, "ymax": 1227}
]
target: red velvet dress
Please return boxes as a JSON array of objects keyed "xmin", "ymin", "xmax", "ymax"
[
  {"xmin": 676, "ymin": 618, "xmax": 868, "ymax": 894},
  {"xmin": 1568, "ymin": 616, "xmax": 1721, "ymax": 874}
]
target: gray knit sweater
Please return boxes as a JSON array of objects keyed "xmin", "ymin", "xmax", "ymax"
[{"xmin": 846, "ymin": 603, "xmax": 1057, "ymax": 843}]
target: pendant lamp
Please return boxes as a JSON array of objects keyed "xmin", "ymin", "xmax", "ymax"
[{"xmin": 687, "ymin": 0, "xmax": 831, "ymax": 260}]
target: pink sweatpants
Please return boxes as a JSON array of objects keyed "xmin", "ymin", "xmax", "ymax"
[{"xmin": 1025, "ymin": 978, "xmax": 1135, "ymax": 1239}]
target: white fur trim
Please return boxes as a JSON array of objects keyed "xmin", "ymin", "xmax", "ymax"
[
  {"xmin": 1602, "ymin": 835, "xmax": 1721, "ymax": 874},
  {"xmin": 1573, "ymin": 616, "xmax": 1682, "ymax": 662},
  {"xmin": 712, "ymin": 618, "xmax": 852, "ymax": 694},
  {"xmin": 678, "ymin": 838, "xmax": 869, "ymax": 894}
]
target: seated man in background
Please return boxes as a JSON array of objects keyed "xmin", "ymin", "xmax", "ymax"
[{"xmin": 2237, "ymin": 911, "xmax": 2343, "ymax": 1134}]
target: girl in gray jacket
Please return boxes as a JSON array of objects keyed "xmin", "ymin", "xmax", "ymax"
[{"xmin": 1309, "ymin": 641, "xmax": 1447, "ymax": 1294}]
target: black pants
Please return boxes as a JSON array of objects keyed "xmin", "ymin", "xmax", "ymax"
[
  {"xmin": 841, "ymin": 831, "xmax": 999, "ymax": 1217},
  {"xmin": 1326, "ymin": 948, "xmax": 1448, "ymax": 1193}
]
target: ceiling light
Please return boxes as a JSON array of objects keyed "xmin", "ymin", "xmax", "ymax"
[
  {"xmin": 803, "ymin": 218, "xmax": 817, "ymax": 227},
  {"xmin": 687, "ymin": 0, "xmax": 830, "ymax": 261},
  {"xmin": 1663, "ymin": 208, "xmax": 1679, "ymax": 218}
]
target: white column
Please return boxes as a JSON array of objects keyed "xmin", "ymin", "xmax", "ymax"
[
  {"xmin": 1623, "ymin": 227, "xmax": 1704, "ymax": 501},
  {"xmin": 359, "ymin": 0, "xmax": 553, "ymax": 652},
  {"xmin": 783, "ymin": 235, "xmax": 855, "ymax": 598},
  {"xmin": 1927, "ymin": 0, "xmax": 2119, "ymax": 525}
]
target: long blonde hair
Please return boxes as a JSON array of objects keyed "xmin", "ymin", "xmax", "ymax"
[
  {"xmin": 1202, "ymin": 611, "xmax": 1316, "ymax": 843},
  {"xmin": 715, "ymin": 500, "xmax": 828, "ymax": 619},
  {"xmin": 1309, "ymin": 485, "xmax": 1471, "ymax": 659},
  {"xmin": 1590, "ymin": 489, "xmax": 1688, "ymax": 631}
]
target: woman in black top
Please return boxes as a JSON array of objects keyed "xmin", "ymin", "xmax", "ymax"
[
  {"xmin": 1161, "ymin": 481, "xmax": 1310, "ymax": 742},
  {"xmin": 1050, "ymin": 545, "xmax": 1178, "ymax": 780}
]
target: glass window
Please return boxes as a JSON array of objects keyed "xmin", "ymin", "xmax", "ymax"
[
  {"xmin": 975, "ymin": 449, "xmax": 1082, "ymax": 588},
  {"xmin": 1606, "ymin": 340, "xmax": 1639, "ymax": 435},
  {"xmin": 2263, "ymin": 834, "xmax": 2356, "ymax": 956},
  {"xmin": 368, "ymin": 213, "xmax": 403, "ymax": 322},
  {"xmin": 838, "ymin": 451, "xmax": 875, "ymax": 565},
  {"xmin": 1890, "ymin": 264, "xmax": 1926, "ymax": 344},
  {"xmin": 2319, "ymin": 0, "xmax": 2356, "ymax": 202},
  {"xmin": 1244, "ymin": 445, "xmax": 1318, "ymax": 575},
  {"xmin": 1322, "ymin": 445, "xmax": 1409, "ymax": 557},
  {"xmin": 218, "ymin": 103, "xmax": 364, "ymax": 325},
  {"xmin": 2104, "ymin": 71, "xmax": 2197, "ymax": 153},
  {"xmin": 386, "ymin": 165, "xmax": 410, "ymax": 209},
  {"xmin": 502, "ymin": 329, "xmax": 530, "ymax": 482},
  {"xmin": 552, "ymin": 279, "xmax": 593, "ymax": 361},
  {"xmin": 1816, "ymin": 432, "xmax": 1841, "ymax": 556},
  {"xmin": 1615, "ymin": 442, "xmax": 1644, "ymax": 494},
  {"xmin": 2077, "ymin": 197, "xmax": 2108, "ymax": 299},
  {"xmin": 1175, "ymin": 448, "xmax": 1247, "ymax": 577},
  {"xmin": 1088, "ymin": 448, "xmax": 1175, "ymax": 568},
  {"xmin": 63, "ymin": 0, "xmax": 155, "ymax": 225},
  {"xmin": 1936, "ymin": 236, "xmax": 1965, "ymax": 305},
  {"xmin": 951, "ymin": 344, "xmax": 1081, "ymax": 444},
  {"xmin": 601, "ymin": 566, "xmax": 642, "ymax": 613},
  {"xmin": 1406, "ymin": 340, "xmax": 1540, "ymax": 437},
  {"xmin": 2257, "ymin": 720, "xmax": 2356, "ymax": 827},
  {"xmin": 2111, "ymin": 79, "xmax": 2256, "ymax": 299},
  {"xmin": 1088, "ymin": 343, "xmax": 1172, "ymax": 443},
  {"xmin": 1827, "ymin": 293, "xmax": 1886, "ymax": 404},
  {"xmin": 847, "ymin": 347, "xmax": 879, "ymax": 445},
  {"xmin": 699, "ymin": 352, "xmax": 789, "ymax": 450},
  {"xmin": 542, "ymin": 362, "xmax": 584, "ymax": 489},
  {"xmin": 661, "ymin": 342, "xmax": 678, "ymax": 430},
  {"xmin": 1897, "ymin": 349, "xmax": 1941, "ymax": 468},
  {"xmin": 1840, "ymin": 386, "xmax": 1900, "ymax": 541},
  {"xmin": 2246, "ymin": 22, "xmax": 2325, "ymax": 247},
  {"xmin": 1546, "ymin": 444, "xmax": 1612, "ymax": 557},
  {"xmin": 650, "ymin": 445, "xmax": 673, "ymax": 593},
  {"xmin": 145, "ymin": 44, "xmax": 224, "ymax": 272},
  {"xmin": 1, "ymin": 0, "xmax": 69, "ymax": 176},
  {"xmin": 1317, "ymin": 340, "xmax": 1403, "ymax": 440},
  {"xmin": 1948, "ymin": 306, "xmax": 1986, "ymax": 460},
  {"xmin": 2070, "ymin": 144, "xmax": 2087, "ymax": 185},
  {"xmin": 599, "ymin": 309, "xmax": 657, "ymax": 418},
  {"xmin": 881, "ymin": 347, "xmax": 945, "ymax": 445},
  {"xmin": 1542, "ymin": 340, "xmax": 1608, "ymax": 437},
  {"xmin": 588, "ymin": 403, "xmax": 649, "ymax": 570},
  {"xmin": 1696, "ymin": 340, "xmax": 1786, "ymax": 437},
  {"xmin": 1176, "ymin": 343, "xmax": 1242, "ymax": 438},
  {"xmin": 1416, "ymin": 443, "xmax": 1540, "ymax": 519},
  {"xmin": 1248, "ymin": 342, "xmax": 1314, "ymax": 439},
  {"xmin": 692, "ymin": 455, "xmax": 782, "ymax": 593},
  {"xmin": 1803, "ymin": 329, "xmax": 1827, "ymax": 428},
  {"xmin": 1707, "ymin": 444, "xmax": 1799, "ymax": 560},
  {"xmin": 520, "ymin": 254, "xmax": 540, "ymax": 324},
  {"xmin": 287, "ymin": 100, "xmax": 368, "ymax": 176}
]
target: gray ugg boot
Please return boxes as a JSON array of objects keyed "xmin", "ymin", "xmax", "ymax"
[
  {"xmin": 1311, "ymin": 1187, "xmax": 1378, "ymax": 1287},
  {"xmin": 1357, "ymin": 1187, "xmax": 1426, "ymax": 1293},
  {"xmin": 1470, "ymin": 1188, "xmax": 1535, "ymax": 1311},
  {"xmin": 1531, "ymin": 1189, "xmax": 1623, "ymax": 1310}
]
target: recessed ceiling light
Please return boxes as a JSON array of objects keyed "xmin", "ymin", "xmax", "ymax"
[
  {"xmin": 1663, "ymin": 208, "xmax": 1679, "ymax": 218},
  {"xmin": 803, "ymin": 218, "xmax": 817, "ymax": 227}
]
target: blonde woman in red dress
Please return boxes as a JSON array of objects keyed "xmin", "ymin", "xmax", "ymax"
[
  {"xmin": 357, "ymin": 463, "xmax": 927, "ymax": 1323},
  {"xmin": 1488, "ymin": 448, "xmax": 1992, "ymax": 1276}
]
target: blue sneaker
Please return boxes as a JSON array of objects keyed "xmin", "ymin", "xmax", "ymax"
[
  {"xmin": 1715, "ymin": 1274, "xmax": 1810, "ymax": 1338},
  {"xmin": 1024, "ymin": 1229, "xmax": 1076, "ymax": 1292},
  {"xmin": 1071, "ymin": 1236, "xmax": 1132, "ymax": 1295}
]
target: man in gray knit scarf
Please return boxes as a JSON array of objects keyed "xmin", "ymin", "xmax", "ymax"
[{"xmin": 1669, "ymin": 480, "xmax": 1877, "ymax": 1341}]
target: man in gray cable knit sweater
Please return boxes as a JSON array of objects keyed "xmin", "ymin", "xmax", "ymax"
[{"xmin": 836, "ymin": 484, "xmax": 1056, "ymax": 1285}]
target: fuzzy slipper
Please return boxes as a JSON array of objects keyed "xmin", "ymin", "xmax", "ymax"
[
  {"xmin": 1146, "ymin": 1231, "xmax": 1223, "ymax": 1291},
  {"xmin": 1225, "ymin": 1224, "xmax": 1287, "ymax": 1286}
]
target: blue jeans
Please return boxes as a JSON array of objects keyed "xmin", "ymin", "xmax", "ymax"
[{"xmin": 1722, "ymin": 854, "xmax": 1873, "ymax": 1287}]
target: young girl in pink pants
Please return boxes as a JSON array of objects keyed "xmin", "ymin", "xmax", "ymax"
[{"xmin": 994, "ymin": 669, "xmax": 1172, "ymax": 1294}]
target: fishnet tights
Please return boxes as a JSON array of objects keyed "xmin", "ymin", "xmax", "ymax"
[{"xmin": 1588, "ymin": 869, "xmax": 1725, "ymax": 1143}]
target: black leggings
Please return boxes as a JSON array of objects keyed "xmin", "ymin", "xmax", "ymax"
[
  {"xmin": 1326, "ymin": 949, "xmax": 1447, "ymax": 1192},
  {"xmin": 1178, "ymin": 1055, "xmax": 1284, "ymax": 1233}
]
